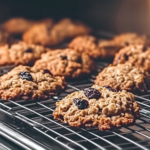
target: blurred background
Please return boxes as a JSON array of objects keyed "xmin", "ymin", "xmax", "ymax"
[{"xmin": 0, "ymin": 0, "xmax": 149, "ymax": 34}]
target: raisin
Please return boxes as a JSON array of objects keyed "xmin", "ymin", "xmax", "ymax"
[
  {"xmin": 124, "ymin": 54, "xmax": 128, "ymax": 60},
  {"xmin": 124, "ymin": 42, "xmax": 129, "ymax": 46},
  {"xmin": 77, "ymin": 57, "xmax": 82, "ymax": 63},
  {"xmin": 142, "ymin": 46, "xmax": 147, "ymax": 52},
  {"xmin": 19, "ymin": 71, "xmax": 33, "ymax": 81},
  {"xmin": 73, "ymin": 98, "xmax": 88, "ymax": 109},
  {"xmin": 43, "ymin": 69, "xmax": 53, "ymax": 76},
  {"xmin": 23, "ymin": 48, "xmax": 33, "ymax": 53},
  {"xmin": 59, "ymin": 115, "xmax": 64, "ymax": 121},
  {"xmin": 84, "ymin": 88, "xmax": 101, "ymax": 99},
  {"xmin": 60, "ymin": 55, "xmax": 67, "ymax": 60},
  {"xmin": 103, "ymin": 86, "xmax": 117, "ymax": 92}
]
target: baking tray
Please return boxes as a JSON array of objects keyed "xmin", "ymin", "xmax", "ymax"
[{"xmin": 0, "ymin": 31, "xmax": 150, "ymax": 150}]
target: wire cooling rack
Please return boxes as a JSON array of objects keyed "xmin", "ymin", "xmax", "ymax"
[{"xmin": 1, "ymin": 61, "xmax": 150, "ymax": 150}]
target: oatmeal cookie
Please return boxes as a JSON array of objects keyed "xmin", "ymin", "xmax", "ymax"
[
  {"xmin": 0, "ymin": 30, "xmax": 13, "ymax": 45},
  {"xmin": 94, "ymin": 64, "xmax": 150, "ymax": 93},
  {"xmin": 0, "ymin": 41, "xmax": 48, "ymax": 66},
  {"xmin": 53, "ymin": 85, "xmax": 140, "ymax": 131},
  {"xmin": 113, "ymin": 33, "xmax": 149, "ymax": 47},
  {"xmin": 33, "ymin": 48, "xmax": 95, "ymax": 78},
  {"xmin": 0, "ymin": 65, "xmax": 66, "ymax": 100},
  {"xmin": 68, "ymin": 35, "xmax": 119, "ymax": 59},
  {"xmin": 23, "ymin": 18, "xmax": 91, "ymax": 46},
  {"xmin": 113, "ymin": 45, "xmax": 150, "ymax": 72},
  {"xmin": 2, "ymin": 17, "xmax": 53, "ymax": 35},
  {"xmin": 68, "ymin": 33, "xmax": 149, "ymax": 59}
]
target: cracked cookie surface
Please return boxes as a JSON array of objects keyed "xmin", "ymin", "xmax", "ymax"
[
  {"xmin": 113, "ymin": 45, "xmax": 150, "ymax": 72},
  {"xmin": 0, "ymin": 65, "xmax": 66, "ymax": 100},
  {"xmin": 33, "ymin": 48, "xmax": 95, "ymax": 78},
  {"xmin": 68, "ymin": 33, "xmax": 149, "ymax": 59},
  {"xmin": 95, "ymin": 64, "xmax": 150, "ymax": 93},
  {"xmin": 23, "ymin": 18, "xmax": 91, "ymax": 46},
  {"xmin": 0, "ymin": 41, "xmax": 48, "ymax": 66},
  {"xmin": 53, "ymin": 85, "xmax": 140, "ymax": 131},
  {"xmin": 113, "ymin": 33, "xmax": 149, "ymax": 47},
  {"xmin": 68, "ymin": 35, "xmax": 119, "ymax": 59}
]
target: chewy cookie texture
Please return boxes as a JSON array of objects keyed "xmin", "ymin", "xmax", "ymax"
[
  {"xmin": 53, "ymin": 85, "xmax": 140, "ymax": 131},
  {"xmin": 68, "ymin": 33, "xmax": 150, "ymax": 59},
  {"xmin": 95, "ymin": 64, "xmax": 150, "ymax": 94},
  {"xmin": 0, "ymin": 41, "xmax": 48, "ymax": 66},
  {"xmin": 113, "ymin": 33, "xmax": 149, "ymax": 47},
  {"xmin": 68, "ymin": 35, "xmax": 121, "ymax": 59},
  {"xmin": 23, "ymin": 18, "xmax": 91, "ymax": 46},
  {"xmin": 0, "ymin": 65, "xmax": 66, "ymax": 100},
  {"xmin": 0, "ymin": 30, "xmax": 13, "ymax": 45},
  {"xmin": 113, "ymin": 45, "xmax": 150, "ymax": 72},
  {"xmin": 33, "ymin": 48, "xmax": 95, "ymax": 79}
]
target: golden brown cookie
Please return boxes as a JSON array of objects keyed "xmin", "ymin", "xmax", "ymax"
[
  {"xmin": 0, "ymin": 65, "xmax": 66, "ymax": 100},
  {"xmin": 68, "ymin": 35, "xmax": 119, "ymax": 59},
  {"xmin": 0, "ymin": 41, "xmax": 48, "ymax": 66},
  {"xmin": 113, "ymin": 33, "xmax": 149, "ymax": 47},
  {"xmin": 113, "ymin": 45, "xmax": 150, "ymax": 72},
  {"xmin": 33, "ymin": 48, "xmax": 95, "ymax": 78},
  {"xmin": 0, "ymin": 30, "xmax": 13, "ymax": 45},
  {"xmin": 2, "ymin": 17, "xmax": 53, "ymax": 35},
  {"xmin": 94, "ymin": 64, "xmax": 150, "ymax": 93},
  {"xmin": 68, "ymin": 33, "xmax": 149, "ymax": 59},
  {"xmin": 53, "ymin": 85, "xmax": 140, "ymax": 131},
  {"xmin": 23, "ymin": 18, "xmax": 91, "ymax": 46}
]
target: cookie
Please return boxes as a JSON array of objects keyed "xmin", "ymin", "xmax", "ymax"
[
  {"xmin": 0, "ymin": 41, "xmax": 48, "ymax": 66},
  {"xmin": 68, "ymin": 33, "xmax": 149, "ymax": 59},
  {"xmin": 0, "ymin": 30, "xmax": 13, "ymax": 45},
  {"xmin": 68, "ymin": 35, "xmax": 119, "ymax": 59},
  {"xmin": 113, "ymin": 33, "xmax": 149, "ymax": 47},
  {"xmin": 113, "ymin": 44, "xmax": 150, "ymax": 72},
  {"xmin": 2, "ymin": 17, "xmax": 53, "ymax": 35},
  {"xmin": 53, "ymin": 85, "xmax": 140, "ymax": 131},
  {"xmin": 33, "ymin": 48, "xmax": 95, "ymax": 78},
  {"xmin": 23, "ymin": 18, "xmax": 91, "ymax": 46},
  {"xmin": 94, "ymin": 64, "xmax": 150, "ymax": 93},
  {"xmin": 0, "ymin": 65, "xmax": 66, "ymax": 100}
]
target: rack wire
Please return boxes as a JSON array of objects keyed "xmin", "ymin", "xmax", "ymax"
[{"xmin": 0, "ymin": 62, "xmax": 150, "ymax": 150}]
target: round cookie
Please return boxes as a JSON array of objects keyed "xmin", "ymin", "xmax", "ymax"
[
  {"xmin": 23, "ymin": 18, "xmax": 91, "ymax": 46},
  {"xmin": 0, "ymin": 41, "xmax": 48, "ymax": 66},
  {"xmin": 33, "ymin": 49, "xmax": 95, "ymax": 78},
  {"xmin": 53, "ymin": 85, "xmax": 140, "ymax": 131},
  {"xmin": 2, "ymin": 17, "xmax": 53, "ymax": 35},
  {"xmin": 68, "ymin": 35, "xmax": 119, "ymax": 59},
  {"xmin": 113, "ymin": 45, "xmax": 150, "ymax": 72},
  {"xmin": 0, "ymin": 30, "xmax": 13, "ymax": 45},
  {"xmin": 94, "ymin": 64, "xmax": 150, "ymax": 93},
  {"xmin": 113, "ymin": 33, "xmax": 149, "ymax": 47},
  {"xmin": 0, "ymin": 65, "xmax": 66, "ymax": 100}
]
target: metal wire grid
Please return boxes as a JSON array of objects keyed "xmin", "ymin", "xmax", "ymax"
[{"xmin": 0, "ymin": 62, "xmax": 150, "ymax": 150}]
